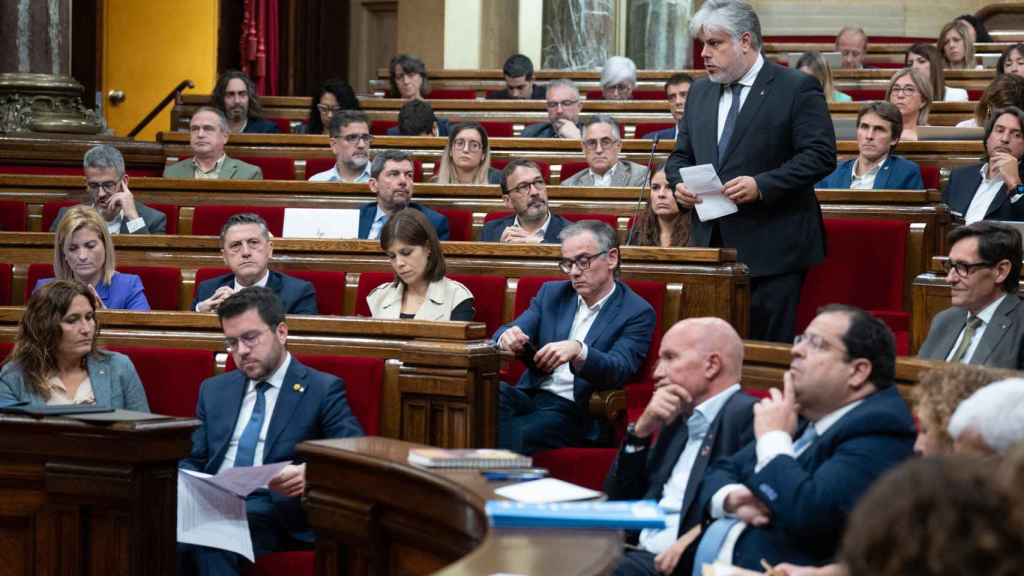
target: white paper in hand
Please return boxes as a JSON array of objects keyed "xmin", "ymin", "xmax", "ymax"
[
  {"xmin": 177, "ymin": 469, "xmax": 254, "ymax": 561},
  {"xmin": 679, "ymin": 164, "xmax": 738, "ymax": 222}
]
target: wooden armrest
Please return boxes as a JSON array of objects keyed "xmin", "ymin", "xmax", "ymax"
[{"xmin": 589, "ymin": 389, "xmax": 626, "ymax": 422}]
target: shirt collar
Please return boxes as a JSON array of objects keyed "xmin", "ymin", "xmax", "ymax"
[
  {"xmin": 577, "ymin": 282, "xmax": 616, "ymax": 312},
  {"xmin": 331, "ymin": 162, "xmax": 371, "ymax": 182},
  {"xmin": 513, "ymin": 211, "xmax": 552, "ymax": 237},
  {"xmin": 234, "ymin": 269, "xmax": 270, "ymax": 291},
  {"xmin": 980, "ymin": 162, "xmax": 1005, "ymax": 183},
  {"xmin": 689, "ymin": 383, "xmax": 742, "ymax": 432},
  {"xmin": 589, "ymin": 161, "xmax": 619, "ymax": 182},
  {"xmin": 250, "ymin": 351, "xmax": 291, "ymax": 390},
  {"xmin": 735, "ymin": 53, "xmax": 764, "ymax": 88},
  {"xmin": 974, "ymin": 293, "xmax": 1008, "ymax": 324},
  {"xmin": 193, "ymin": 154, "xmax": 227, "ymax": 175},
  {"xmin": 812, "ymin": 398, "xmax": 864, "ymax": 436},
  {"xmin": 853, "ymin": 155, "xmax": 888, "ymax": 178}
]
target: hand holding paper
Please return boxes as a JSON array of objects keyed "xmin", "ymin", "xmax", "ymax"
[{"xmin": 678, "ymin": 165, "xmax": 739, "ymax": 222}]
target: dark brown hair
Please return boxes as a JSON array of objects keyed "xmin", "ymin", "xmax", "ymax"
[
  {"xmin": 905, "ymin": 43, "xmax": 944, "ymax": 103},
  {"xmin": 379, "ymin": 208, "xmax": 445, "ymax": 283},
  {"xmin": 627, "ymin": 163, "xmax": 690, "ymax": 247},
  {"xmin": 213, "ymin": 70, "xmax": 263, "ymax": 118}
]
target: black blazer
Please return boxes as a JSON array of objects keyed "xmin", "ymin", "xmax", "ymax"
[
  {"xmin": 480, "ymin": 212, "xmax": 573, "ymax": 243},
  {"xmin": 665, "ymin": 60, "xmax": 836, "ymax": 277},
  {"xmin": 943, "ymin": 163, "xmax": 1024, "ymax": 222},
  {"xmin": 242, "ymin": 117, "xmax": 281, "ymax": 134}
]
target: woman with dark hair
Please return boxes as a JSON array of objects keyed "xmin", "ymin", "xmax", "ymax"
[
  {"xmin": 433, "ymin": 122, "xmax": 501, "ymax": 184},
  {"xmin": 366, "ymin": 208, "xmax": 474, "ymax": 321},
  {"xmin": 388, "ymin": 54, "xmax": 429, "ymax": 100},
  {"xmin": 997, "ymin": 43, "xmax": 1024, "ymax": 78},
  {"xmin": 304, "ymin": 78, "xmax": 361, "ymax": 135},
  {"xmin": 627, "ymin": 163, "xmax": 690, "ymax": 247},
  {"xmin": 0, "ymin": 280, "xmax": 149, "ymax": 409},
  {"xmin": 905, "ymin": 43, "xmax": 967, "ymax": 102},
  {"xmin": 938, "ymin": 20, "xmax": 976, "ymax": 69},
  {"xmin": 795, "ymin": 51, "xmax": 850, "ymax": 102}
]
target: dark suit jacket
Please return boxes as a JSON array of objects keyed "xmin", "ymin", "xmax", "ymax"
[
  {"xmin": 357, "ymin": 201, "xmax": 449, "ymax": 240},
  {"xmin": 480, "ymin": 212, "xmax": 573, "ymax": 243},
  {"xmin": 817, "ymin": 155, "xmax": 924, "ymax": 190},
  {"xmin": 648, "ymin": 126, "xmax": 678, "ymax": 141},
  {"xmin": 918, "ymin": 294, "xmax": 1024, "ymax": 369},
  {"xmin": 243, "ymin": 117, "xmax": 281, "ymax": 134},
  {"xmin": 521, "ymin": 121, "xmax": 581, "ymax": 139},
  {"xmin": 50, "ymin": 201, "xmax": 167, "ymax": 234},
  {"xmin": 665, "ymin": 60, "xmax": 836, "ymax": 277},
  {"xmin": 696, "ymin": 386, "xmax": 915, "ymax": 569},
  {"xmin": 192, "ymin": 270, "xmax": 318, "ymax": 315},
  {"xmin": 486, "ymin": 85, "xmax": 547, "ymax": 99},
  {"xmin": 180, "ymin": 357, "xmax": 363, "ymax": 536},
  {"xmin": 386, "ymin": 118, "xmax": 450, "ymax": 137},
  {"xmin": 942, "ymin": 163, "xmax": 1024, "ymax": 221}
]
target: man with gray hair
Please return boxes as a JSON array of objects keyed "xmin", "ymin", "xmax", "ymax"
[
  {"xmin": 357, "ymin": 149, "xmax": 449, "ymax": 239},
  {"xmin": 562, "ymin": 115, "xmax": 650, "ymax": 187},
  {"xmin": 521, "ymin": 79, "xmax": 583, "ymax": 139},
  {"xmin": 666, "ymin": 0, "xmax": 836, "ymax": 343},
  {"xmin": 601, "ymin": 56, "xmax": 638, "ymax": 100},
  {"xmin": 163, "ymin": 106, "xmax": 263, "ymax": 179},
  {"xmin": 50, "ymin": 144, "xmax": 166, "ymax": 234},
  {"xmin": 948, "ymin": 377, "xmax": 1024, "ymax": 456}
]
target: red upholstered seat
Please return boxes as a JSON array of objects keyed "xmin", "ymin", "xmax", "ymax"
[
  {"xmin": 434, "ymin": 207, "xmax": 472, "ymax": 241},
  {"xmin": 370, "ymin": 120, "xmax": 398, "ymax": 135},
  {"xmin": 533, "ymin": 447, "xmax": 618, "ymax": 491},
  {"xmin": 286, "ymin": 269, "xmax": 346, "ymax": 316},
  {"xmin": 560, "ymin": 161, "xmax": 589, "ymax": 182},
  {"xmin": 845, "ymin": 89, "xmax": 886, "ymax": 101},
  {"xmin": 355, "ymin": 272, "xmax": 505, "ymax": 333},
  {"xmin": 41, "ymin": 201, "xmax": 178, "ymax": 234},
  {"xmin": 919, "ymin": 163, "xmax": 939, "ymax": 190},
  {"xmin": 490, "ymin": 158, "xmax": 551, "ymax": 183},
  {"xmin": 293, "ymin": 354, "xmax": 384, "ymax": 435},
  {"xmin": 634, "ymin": 123, "xmax": 675, "ymax": 139},
  {"xmin": 107, "ymin": 346, "xmax": 214, "ymax": 417},
  {"xmin": 191, "ymin": 205, "xmax": 285, "ymax": 237},
  {"xmin": 565, "ymin": 212, "xmax": 620, "ymax": 231},
  {"xmin": 0, "ymin": 200, "xmax": 26, "ymax": 232},
  {"xmin": 25, "ymin": 263, "xmax": 53, "ymax": 301},
  {"xmin": 268, "ymin": 118, "xmax": 292, "ymax": 134},
  {"xmin": 428, "ymin": 89, "xmax": 477, "ymax": 100},
  {"xmin": 0, "ymin": 263, "xmax": 11, "ymax": 305},
  {"xmin": 478, "ymin": 121, "xmax": 514, "ymax": 137},
  {"xmin": 117, "ymin": 266, "xmax": 182, "ymax": 310},
  {"xmin": 236, "ymin": 157, "xmax": 295, "ymax": 180},
  {"xmin": 303, "ymin": 157, "xmax": 336, "ymax": 179},
  {"xmin": 354, "ymin": 271, "xmax": 393, "ymax": 317},
  {"xmin": 244, "ymin": 551, "xmax": 314, "ymax": 576},
  {"xmin": 0, "ymin": 341, "xmax": 12, "ymax": 362},
  {"xmin": 968, "ymin": 89, "xmax": 983, "ymax": 101}
]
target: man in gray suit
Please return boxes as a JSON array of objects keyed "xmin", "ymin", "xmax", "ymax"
[
  {"xmin": 163, "ymin": 106, "xmax": 263, "ymax": 180},
  {"xmin": 919, "ymin": 221, "xmax": 1024, "ymax": 369},
  {"xmin": 562, "ymin": 115, "xmax": 650, "ymax": 187},
  {"xmin": 51, "ymin": 144, "xmax": 166, "ymax": 234}
]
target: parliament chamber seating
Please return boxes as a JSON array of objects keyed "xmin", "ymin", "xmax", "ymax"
[
  {"xmin": 370, "ymin": 119, "xmax": 398, "ymax": 135},
  {"xmin": 41, "ymin": 199, "xmax": 180, "ymax": 234},
  {"xmin": 481, "ymin": 210, "xmax": 622, "ymax": 234},
  {"xmin": 490, "ymin": 158, "xmax": 551, "ymax": 183},
  {"xmin": 0, "ymin": 200, "xmax": 27, "ymax": 232},
  {"xmin": 478, "ymin": 120, "xmax": 515, "ymax": 137},
  {"xmin": 434, "ymin": 207, "xmax": 473, "ymax": 240},
  {"xmin": 428, "ymin": 88, "xmax": 477, "ymax": 100},
  {"xmin": 193, "ymin": 266, "xmax": 353, "ymax": 317},
  {"xmin": 559, "ymin": 161, "xmax": 589, "ymax": 182},
  {"xmin": 237, "ymin": 155, "xmax": 296, "ymax": 180},
  {"xmin": 107, "ymin": 345, "xmax": 214, "ymax": 417},
  {"xmin": 191, "ymin": 204, "xmax": 286, "ymax": 236},
  {"xmin": 586, "ymin": 89, "xmax": 666, "ymax": 101},
  {"xmin": 303, "ymin": 156, "xmax": 336, "ymax": 178},
  {"xmin": 635, "ymin": 122, "xmax": 675, "ymax": 139},
  {"xmin": 24, "ymin": 262, "xmax": 183, "ymax": 311},
  {"xmin": 0, "ymin": 263, "xmax": 11, "ymax": 306}
]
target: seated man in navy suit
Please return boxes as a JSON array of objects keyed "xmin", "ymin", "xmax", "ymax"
[
  {"xmin": 193, "ymin": 213, "xmax": 318, "ymax": 315},
  {"xmin": 647, "ymin": 73, "xmax": 693, "ymax": 141},
  {"xmin": 481, "ymin": 158, "xmax": 572, "ymax": 243},
  {"xmin": 818, "ymin": 102, "xmax": 924, "ymax": 190},
  {"xmin": 178, "ymin": 287, "xmax": 363, "ymax": 575},
  {"xmin": 943, "ymin": 106, "xmax": 1024, "ymax": 223},
  {"xmin": 691, "ymin": 304, "xmax": 915, "ymax": 571},
  {"xmin": 494, "ymin": 220, "xmax": 656, "ymax": 454},
  {"xmin": 605, "ymin": 317, "xmax": 756, "ymax": 576},
  {"xmin": 358, "ymin": 149, "xmax": 449, "ymax": 240}
]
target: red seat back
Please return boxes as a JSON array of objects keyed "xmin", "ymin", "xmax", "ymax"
[
  {"xmin": 428, "ymin": 89, "xmax": 477, "ymax": 100},
  {"xmin": 108, "ymin": 346, "xmax": 214, "ymax": 417},
  {"xmin": 491, "ymin": 158, "xmax": 551, "ymax": 183},
  {"xmin": 634, "ymin": 123, "xmax": 675, "ymax": 139},
  {"xmin": 293, "ymin": 354, "xmax": 384, "ymax": 435},
  {"xmin": 191, "ymin": 205, "xmax": 285, "ymax": 237},
  {"xmin": 448, "ymin": 274, "xmax": 506, "ymax": 334},
  {"xmin": 564, "ymin": 212, "xmax": 620, "ymax": 231},
  {"xmin": 434, "ymin": 207, "xmax": 472, "ymax": 241},
  {"xmin": 117, "ymin": 266, "xmax": 182, "ymax": 310},
  {"xmin": 845, "ymin": 89, "xmax": 886, "ymax": 101},
  {"xmin": 478, "ymin": 121, "xmax": 514, "ymax": 138},
  {"xmin": 585, "ymin": 90, "xmax": 663, "ymax": 101},
  {"xmin": 304, "ymin": 157, "xmax": 336, "ymax": 179},
  {"xmin": 560, "ymin": 161, "xmax": 589, "ymax": 182},
  {"xmin": 0, "ymin": 201, "xmax": 27, "ymax": 232},
  {"xmin": 193, "ymin": 267, "xmax": 231, "ymax": 302},
  {"xmin": 533, "ymin": 447, "xmax": 618, "ymax": 491},
  {"xmin": 285, "ymin": 269, "xmax": 347, "ymax": 315},
  {"xmin": 268, "ymin": 118, "xmax": 292, "ymax": 133},
  {"xmin": 41, "ymin": 200, "xmax": 78, "ymax": 232},
  {"xmin": 370, "ymin": 120, "xmax": 398, "ymax": 135},
  {"xmin": 0, "ymin": 342, "xmax": 13, "ymax": 363},
  {"xmin": 25, "ymin": 263, "xmax": 54, "ymax": 301},
  {"xmin": 236, "ymin": 156, "xmax": 295, "ymax": 180},
  {"xmin": 919, "ymin": 163, "xmax": 940, "ymax": 190},
  {"xmin": 0, "ymin": 263, "xmax": 11, "ymax": 305},
  {"xmin": 354, "ymin": 271, "xmax": 393, "ymax": 317}
]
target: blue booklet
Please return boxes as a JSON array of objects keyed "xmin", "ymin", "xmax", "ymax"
[{"xmin": 485, "ymin": 499, "xmax": 666, "ymax": 530}]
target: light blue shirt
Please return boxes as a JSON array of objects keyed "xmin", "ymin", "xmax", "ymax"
[
  {"xmin": 368, "ymin": 206, "xmax": 389, "ymax": 240},
  {"xmin": 307, "ymin": 162, "xmax": 371, "ymax": 183}
]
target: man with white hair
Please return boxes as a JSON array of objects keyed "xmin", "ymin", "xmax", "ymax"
[
  {"xmin": 602, "ymin": 56, "xmax": 637, "ymax": 100},
  {"xmin": 948, "ymin": 378, "xmax": 1024, "ymax": 456}
]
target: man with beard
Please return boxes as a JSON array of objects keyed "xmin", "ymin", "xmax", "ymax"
[
  {"xmin": 213, "ymin": 70, "xmax": 280, "ymax": 134},
  {"xmin": 943, "ymin": 106, "xmax": 1024, "ymax": 223},
  {"xmin": 50, "ymin": 144, "xmax": 166, "ymax": 234},
  {"xmin": 308, "ymin": 111, "xmax": 372, "ymax": 183},
  {"xmin": 357, "ymin": 150, "xmax": 449, "ymax": 240},
  {"xmin": 482, "ymin": 158, "xmax": 572, "ymax": 243}
]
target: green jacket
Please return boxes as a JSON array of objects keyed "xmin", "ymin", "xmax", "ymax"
[{"xmin": 162, "ymin": 156, "xmax": 263, "ymax": 180}]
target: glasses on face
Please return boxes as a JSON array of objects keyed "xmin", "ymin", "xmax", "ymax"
[
  {"xmin": 86, "ymin": 180, "xmax": 119, "ymax": 193},
  {"xmin": 317, "ymin": 104, "xmax": 343, "ymax": 114},
  {"xmin": 558, "ymin": 250, "xmax": 609, "ymax": 274},
  {"xmin": 224, "ymin": 328, "xmax": 270, "ymax": 352},
  {"xmin": 546, "ymin": 99, "xmax": 579, "ymax": 110},
  {"xmin": 340, "ymin": 133, "xmax": 373, "ymax": 145},
  {"xmin": 942, "ymin": 259, "xmax": 995, "ymax": 277},
  {"xmin": 890, "ymin": 85, "xmax": 918, "ymax": 95},
  {"xmin": 453, "ymin": 138, "xmax": 482, "ymax": 152},
  {"xmin": 605, "ymin": 83, "xmax": 632, "ymax": 95},
  {"xmin": 794, "ymin": 332, "xmax": 840, "ymax": 352},
  {"xmin": 583, "ymin": 137, "xmax": 620, "ymax": 150},
  {"xmin": 508, "ymin": 177, "xmax": 546, "ymax": 195},
  {"xmin": 225, "ymin": 237, "xmax": 267, "ymax": 254}
]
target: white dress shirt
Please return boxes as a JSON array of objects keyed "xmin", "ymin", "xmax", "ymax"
[
  {"xmin": 716, "ymin": 54, "xmax": 765, "ymax": 143},
  {"xmin": 104, "ymin": 210, "xmax": 146, "ymax": 234},
  {"xmin": 850, "ymin": 156, "xmax": 887, "ymax": 190},
  {"xmin": 589, "ymin": 162, "xmax": 620, "ymax": 187},
  {"xmin": 946, "ymin": 294, "xmax": 1007, "ymax": 362},
  {"xmin": 511, "ymin": 211, "xmax": 552, "ymax": 241},
  {"xmin": 217, "ymin": 352, "xmax": 291, "ymax": 473},
  {"xmin": 233, "ymin": 269, "xmax": 270, "ymax": 292},
  {"xmin": 639, "ymin": 383, "xmax": 742, "ymax": 554},
  {"xmin": 964, "ymin": 163, "xmax": 1006, "ymax": 224},
  {"xmin": 541, "ymin": 284, "xmax": 616, "ymax": 401}
]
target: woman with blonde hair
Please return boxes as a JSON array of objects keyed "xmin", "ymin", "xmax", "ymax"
[
  {"xmin": 433, "ymin": 122, "xmax": 502, "ymax": 185},
  {"xmin": 795, "ymin": 51, "xmax": 850, "ymax": 102},
  {"xmin": 938, "ymin": 20, "xmax": 976, "ymax": 69},
  {"xmin": 885, "ymin": 68, "xmax": 932, "ymax": 141},
  {"xmin": 34, "ymin": 205, "xmax": 150, "ymax": 310}
]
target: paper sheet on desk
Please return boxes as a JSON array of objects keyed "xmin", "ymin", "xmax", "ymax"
[
  {"xmin": 679, "ymin": 165, "xmax": 738, "ymax": 222},
  {"xmin": 177, "ymin": 462, "xmax": 289, "ymax": 561}
]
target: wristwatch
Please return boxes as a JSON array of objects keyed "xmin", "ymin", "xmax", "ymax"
[{"xmin": 623, "ymin": 422, "xmax": 651, "ymax": 453}]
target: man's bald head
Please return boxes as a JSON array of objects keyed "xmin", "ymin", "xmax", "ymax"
[{"xmin": 655, "ymin": 317, "xmax": 743, "ymax": 404}]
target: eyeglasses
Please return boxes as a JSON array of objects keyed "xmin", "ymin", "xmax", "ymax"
[
  {"xmin": 890, "ymin": 85, "xmax": 918, "ymax": 95},
  {"xmin": 224, "ymin": 238, "xmax": 267, "ymax": 254},
  {"xmin": 558, "ymin": 250, "xmax": 609, "ymax": 274},
  {"xmin": 508, "ymin": 177, "xmax": 546, "ymax": 195},
  {"xmin": 453, "ymin": 138, "xmax": 482, "ymax": 151},
  {"xmin": 224, "ymin": 328, "xmax": 270, "ymax": 352},
  {"xmin": 86, "ymin": 180, "xmax": 119, "ymax": 193},
  {"xmin": 317, "ymin": 104, "xmax": 343, "ymax": 114},
  {"xmin": 546, "ymin": 99, "xmax": 579, "ymax": 110},
  {"xmin": 340, "ymin": 133, "xmax": 373, "ymax": 145},
  {"xmin": 583, "ymin": 137, "xmax": 620, "ymax": 150},
  {"xmin": 604, "ymin": 83, "xmax": 633, "ymax": 95},
  {"xmin": 794, "ymin": 332, "xmax": 841, "ymax": 352},
  {"xmin": 942, "ymin": 259, "xmax": 994, "ymax": 277}
]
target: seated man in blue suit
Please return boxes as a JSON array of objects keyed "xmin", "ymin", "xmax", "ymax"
[
  {"xmin": 943, "ymin": 106, "xmax": 1024, "ymax": 223},
  {"xmin": 358, "ymin": 149, "xmax": 449, "ymax": 240},
  {"xmin": 494, "ymin": 220, "xmax": 656, "ymax": 454},
  {"xmin": 605, "ymin": 317, "xmax": 756, "ymax": 576},
  {"xmin": 817, "ymin": 102, "xmax": 924, "ymax": 190},
  {"xmin": 178, "ymin": 287, "xmax": 363, "ymax": 575},
  {"xmin": 481, "ymin": 158, "xmax": 572, "ymax": 243},
  {"xmin": 646, "ymin": 73, "xmax": 693, "ymax": 141},
  {"xmin": 193, "ymin": 213, "xmax": 318, "ymax": 315},
  {"xmin": 691, "ymin": 304, "xmax": 915, "ymax": 572}
]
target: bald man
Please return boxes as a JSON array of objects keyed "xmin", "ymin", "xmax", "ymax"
[{"xmin": 605, "ymin": 318, "xmax": 757, "ymax": 576}]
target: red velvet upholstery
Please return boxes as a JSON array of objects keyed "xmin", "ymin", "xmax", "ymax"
[
  {"xmin": 243, "ymin": 551, "xmax": 313, "ymax": 576},
  {"xmin": 149, "ymin": 203, "xmax": 180, "ymax": 235},
  {"xmin": 968, "ymin": 89, "xmax": 984, "ymax": 101},
  {"xmin": 559, "ymin": 161, "xmax": 589, "ymax": 182},
  {"xmin": 0, "ymin": 341, "xmax": 12, "ymax": 362},
  {"xmin": 585, "ymin": 90, "xmax": 665, "ymax": 101},
  {"xmin": 193, "ymin": 267, "xmax": 231, "ymax": 302},
  {"xmin": 435, "ymin": 207, "xmax": 472, "ymax": 241},
  {"xmin": 845, "ymin": 89, "xmax": 886, "ymax": 101},
  {"xmin": 41, "ymin": 201, "xmax": 178, "ymax": 234},
  {"xmin": 107, "ymin": 346, "xmax": 213, "ymax": 417},
  {"xmin": 236, "ymin": 156, "xmax": 295, "ymax": 180},
  {"xmin": 293, "ymin": 354, "xmax": 384, "ymax": 435},
  {"xmin": 564, "ymin": 212, "xmax": 620, "ymax": 231},
  {"xmin": 634, "ymin": 123, "xmax": 675, "ymax": 139},
  {"xmin": 370, "ymin": 120, "xmax": 398, "ymax": 135},
  {"xmin": 490, "ymin": 158, "xmax": 551, "ymax": 183},
  {"xmin": 117, "ymin": 266, "xmax": 182, "ymax": 310},
  {"xmin": 0, "ymin": 165, "xmax": 82, "ymax": 176},
  {"xmin": 303, "ymin": 157, "xmax": 336, "ymax": 179},
  {"xmin": 0, "ymin": 200, "xmax": 26, "ymax": 232},
  {"xmin": 268, "ymin": 118, "xmax": 292, "ymax": 134},
  {"xmin": 354, "ymin": 271, "xmax": 393, "ymax": 316},
  {"xmin": 0, "ymin": 263, "xmax": 11, "ymax": 305},
  {"xmin": 919, "ymin": 163, "xmax": 939, "ymax": 190},
  {"xmin": 191, "ymin": 205, "xmax": 285, "ymax": 237},
  {"xmin": 533, "ymin": 447, "xmax": 618, "ymax": 491},
  {"xmin": 428, "ymin": 89, "xmax": 477, "ymax": 100},
  {"xmin": 25, "ymin": 263, "xmax": 53, "ymax": 301},
  {"xmin": 285, "ymin": 269, "xmax": 347, "ymax": 316},
  {"xmin": 478, "ymin": 121, "xmax": 514, "ymax": 137},
  {"xmin": 797, "ymin": 218, "xmax": 910, "ymax": 353}
]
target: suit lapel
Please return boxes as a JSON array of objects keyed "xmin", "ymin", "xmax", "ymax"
[
  {"xmin": 971, "ymin": 296, "xmax": 1019, "ymax": 364},
  {"xmin": 87, "ymin": 355, "xmax": 112, "ymax": 406},
  {"xmin": 612, "ymin": 162, "xmax": 628, "ymax": 187},
  {"xmin": 875, "ymin": 158, "xmax": 892, "ymax": 189},
  {"xmin": 954, "ymin": 168, "xmax": 984, "ymax": 214},
  {"xmin": 698, "ymin": 82, "xmax": 720, "ymax": 165},
  {"xmin": 263, "ymin": 359, "xmax": 307, "ymax": 461},
  {"xmin": 677, "ymin": 396, "xmax": 731, "ymax": 527},
  {"xmin": 358, "ymin": 204, "xmax": 374, "ymax": 239},
  {"xmin": 554, "ymin": 288, "xmax": 577, "ymax": 341},
  {"xmin": 221, "ymin": 158, "xmax": 238, "ymax": 179},
  {"xmin": 583, "ymin": 284, "xmax": 624, "ymax": 347},
  {"xmin": 985, "ymin": 184, "xmax": 1011, "ymax": 219},
  {"xmin": 719, "ymin": 64, "xmax": 775, "ymax": 166},
  {"xmin": 651, "ymin": 419, "xmax": 690, "ymax": 496},
  {"xmin": 211, "ymin": 370, "xmax": 248, "ymax": 471}
]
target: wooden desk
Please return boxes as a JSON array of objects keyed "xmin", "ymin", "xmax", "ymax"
[
  {"xmin": 298, "ymin": 436, "xmax": 621, "ymax": 576},
  {"xmin": 0, "ymin": 413, "xmax": 198, "ymax": 576}
]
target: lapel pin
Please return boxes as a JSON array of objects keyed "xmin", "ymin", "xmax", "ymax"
[{"xmin": 293, "ymin": 383, "xmax": 304, "ymax": 393}]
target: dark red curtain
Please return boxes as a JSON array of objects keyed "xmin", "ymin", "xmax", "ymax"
[{"xmin": 240, "ymin": 0, "xmax": 279, "ymax": 95}]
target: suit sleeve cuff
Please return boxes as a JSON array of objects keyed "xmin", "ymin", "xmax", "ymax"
[
  {"xmin": 125, "ymin": 216, "xmax": 146, "ymax": 233},
  {"xmin": 711, "ymin": 484, "xmax": 746, "ymax": 519},
  {"xmin": 755, "ymin": 430, "xmax": 795, "ymax": 473}
]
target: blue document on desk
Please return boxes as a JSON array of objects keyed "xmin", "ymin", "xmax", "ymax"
[{"xmin": 486, "ymin": 499, "xmax": 666, "ymax": 530}]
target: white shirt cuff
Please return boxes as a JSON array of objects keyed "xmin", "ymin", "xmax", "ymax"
[
  {"xmin": 755, "ymin": 430, "xmax": 795, "ymax": 473},
  {"xmin": 572, "ymin": 340, "xmax": 588, "ymax": 369},
  {"xmin": 125, "ymin": 216, "xmax": 146, "ymax": 233},
  {"xmin": 710, "ymin": 483, "xmax": 746, "ymax": 518}
]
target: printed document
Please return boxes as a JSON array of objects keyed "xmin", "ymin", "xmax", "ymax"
[{"xmin": 678, "ymin": 165, "xmax": 738, "ymax": 222}]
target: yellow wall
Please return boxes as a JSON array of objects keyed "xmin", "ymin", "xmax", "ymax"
[{"xmin": 102, "ymin": 0, "xmax": 218, "ymax": 141}]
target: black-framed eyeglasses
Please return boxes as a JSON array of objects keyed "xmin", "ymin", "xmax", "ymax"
[
  {"xmin": 86, "ymin": 180, "xmax": 119, "ymax": 193},
  {"xmin": 340, "ymin": 133, "xmax": 373, "ymax": 145},
  {"xmin": 509, "ymin": 178, "xmax": 546, "ymax": 195},
  {"xmin": 942, "ymin": 259, "xmax": 994, "ymax": 277},
  {"xmin": 558, "ymin": 250, "xmax": 609, "ymax": 274}
]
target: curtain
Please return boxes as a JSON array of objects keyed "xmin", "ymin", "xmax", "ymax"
[{"xmin": 240, "ymin": 0, "xmax": 279, "ymax": 95}]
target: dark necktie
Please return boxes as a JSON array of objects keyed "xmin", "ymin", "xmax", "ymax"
[
  {"xmin": 717, "ymin": 83, "xmax": 744, "ymax": 162},
  {"xmin": 950, "ymin": 316, "xmax": 983, "ymax": 362},
  {"xmin": 234, "ymin": 381, "xmax": 271, "ymax": 467}
]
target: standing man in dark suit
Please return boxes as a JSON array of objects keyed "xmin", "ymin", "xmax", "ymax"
[
  {"xmin": 919, "ymin": 222, "xmax": 1024, "ymax": 369},
  {"xmin": 605, "ymin": 317, "xmax": 756, "ymax": 576},
  {"xmin": 178, "ymin": 287, "xmax": 363, "ymax": 575},
  {"xmin": 691, "ymin": 305, "xmax": 915, "ymax": 571},
  {"xmin": 494, "ymin": 220, "xmax": 655, "ymax": 454},
  {"xmin": 213, "ymin": 70, "xmax": 281, "ymax": 134},
  {"xmin": 482, "ymin": 158, "xmax": 572, "ymax": 243},
  {"xmin": 357, "ymin": 150, "xmax": 449, "ymax": 240},
  {"xmin": 193, "ymin": 213, "xmax": 318, "ymax": 315},
  {"xmin": 666, "ymin": 0, "xmax": 836, "ymax": 343},
  {"xmin": 942, "ymin": 106, "xmax": 1024, "ymax": 224}
]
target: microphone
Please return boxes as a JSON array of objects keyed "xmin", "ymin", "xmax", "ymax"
[{"xmin": 625, "ymin": 134, "xmax": 661, "ymax": 247}]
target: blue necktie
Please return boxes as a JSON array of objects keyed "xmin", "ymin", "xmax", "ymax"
[
  {"xmin": 792, "ymin": 423, "xmax": 818, "ymax": 455},
  {"xmin": 717, "ymin": 83, "xmax": 744, "ymax": 162},
  {"xmin": 691, "ymin": 516, "xmax": 740, "ymax": 576},
  {"xmin": 234, "ymin": 381, "xmax": 270, "ymax": 468}
]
